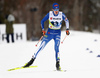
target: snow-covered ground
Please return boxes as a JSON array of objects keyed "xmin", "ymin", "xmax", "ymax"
[{"xmin": 0, "ymin": 30, "xmax": 100, "ymax": 78}]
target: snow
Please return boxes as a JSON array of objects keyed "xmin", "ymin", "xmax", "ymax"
[{"xmin": 0, "ymin": 30, "xmax": 100, "ymax": 78}]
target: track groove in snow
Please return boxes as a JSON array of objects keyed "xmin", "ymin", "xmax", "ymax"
[{"xmin": 0, "ymin": 30, "xmax": 100, "ymax": 78}]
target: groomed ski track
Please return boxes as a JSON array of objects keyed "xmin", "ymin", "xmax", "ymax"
[{"xmin": 0, "ymin": 30, "xmax": 100, "ymax": 78}]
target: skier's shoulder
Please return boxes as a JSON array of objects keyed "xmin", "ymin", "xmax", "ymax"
[
  {"xmin": 59, "ymin": 11, "xmax": 62, "ymax": 14},
  {"xmin": 61, "ymin": 12, "xmax": 68, "ymax": 21},
  {"xmin": 49, "ymin": 11, "xmax": 54, "ymax": 16},
  {"xmin": 43, "ymin": 12, "xmax": 49, "ymax": 19},
  {"xmin": 49, "ymin": 11, "xmax": 53, "ymax": 14},
  {"xmin": 41, "ymin": 12, "xmax": 49, "ymax": 22}
]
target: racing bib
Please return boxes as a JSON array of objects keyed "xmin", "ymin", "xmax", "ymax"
[{"xmin": 49, "ymin": 11, "xmax": 62, "ymax": 29}]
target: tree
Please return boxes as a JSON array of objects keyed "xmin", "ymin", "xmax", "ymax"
[{"xmin": 72, "ymin": 0, "xmax": 80, "ymax": 30}]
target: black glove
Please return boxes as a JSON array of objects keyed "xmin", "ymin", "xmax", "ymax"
[
  {"xmin": 66, "ymin": 29, "xmax": 70, "ymax": 35},
  {"xmin": 42, "ymin": 30, "xmax": 46, "ymax": 36}
]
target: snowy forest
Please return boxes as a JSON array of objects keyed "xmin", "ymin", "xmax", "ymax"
[{"xmin": 0, "ymin": 0, "xmax": 100, "ymax": 40}]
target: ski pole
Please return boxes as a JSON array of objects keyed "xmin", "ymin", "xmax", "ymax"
[
  {"xmin": 61, "ymin": 35, "xmax": 67, "ymax": 44},
  {"xmin": 35, "ymin": 36, "xmax": 43, "ymax": 47}
]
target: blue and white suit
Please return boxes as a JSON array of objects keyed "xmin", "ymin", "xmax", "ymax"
[{"xmin": 33, "ymin": 11, "xmax": 69, "ymax": 61}]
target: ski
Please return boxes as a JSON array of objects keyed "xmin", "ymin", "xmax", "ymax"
[
  {"xmin": 8, "ymin": 66, "xmax": 38, "ymax": 71},
  {"xmin": 54, "ymin": 70, "xmax": 67, "ymax": 72}
]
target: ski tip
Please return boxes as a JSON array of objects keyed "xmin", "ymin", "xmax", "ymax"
[
  {"xmin": 61, "ymin": 70, "xmax": 67, "ymax": 72},
  {"xmin": 8, "ymin": 69, "xmax": 11, "ymax": 71},
  {"xmin": 54, "ymin": 70, "xmax": 67, "ymax": 72}
]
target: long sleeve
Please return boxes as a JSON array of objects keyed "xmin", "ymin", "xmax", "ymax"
[
  {"xmin": 62, "ymin": 13, "xmax": 69, "ymax": 29},
  {"xmin": 41, "ymin": 13, "xmax": 49, "ymax": 30}
]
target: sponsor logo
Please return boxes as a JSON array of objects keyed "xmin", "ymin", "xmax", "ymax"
[
  {"xmin": 53, "ymin": 18, "xmax": 61, "ymax": 20},
  {"xmin": 54, "ymin": 4, "xmax": 58, "ymax": 7},
  {"xmin": 50, "ymin": 17, "xmax": 61, "ymax": 20},
  {"xmin": 48, "ymin": 32, "xmax": 50, "ymax": 34},
  {"xmin": 50, "ymin": 17, "xmax": 52, "ymax": 20}
]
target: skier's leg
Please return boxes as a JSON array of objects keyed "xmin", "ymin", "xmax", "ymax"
[
  {"xmin": 33, "ymin": 36, "xmax": 52, "ymax": 58},
  {"xmin": 24, "ymin": 34, "xmax": 52, "ymax": 67},
  {"xmin": 54, "ymin": 35, "xmax": 60, "ymax": 61},
  {"xmin": 23, "ymin": 39, "xmax": 50, "ymax": 67},
  {"xmin": 54, "ymin": 35, "xmax": 61, "ymax": 70}
]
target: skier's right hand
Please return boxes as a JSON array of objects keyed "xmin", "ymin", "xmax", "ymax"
[{"xmin": 42, "ymin": 30, "xmax": 46, "ymax": 36}]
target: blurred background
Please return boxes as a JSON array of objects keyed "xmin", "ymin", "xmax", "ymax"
[{"xmin": 0, "ymin": 0, "xmax": 100, "ymax": 41}]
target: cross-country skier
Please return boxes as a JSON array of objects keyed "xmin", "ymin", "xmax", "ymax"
[{"xmin": 23, "ymin": 3, "xmax": 70, "ymax": 71}]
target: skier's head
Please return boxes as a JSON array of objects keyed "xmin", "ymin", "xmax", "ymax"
[
  {"xmin": 53, "ymin": 3, "xmax": 59, "ymax": 9},
  {"xmin": 52, "ymin": 3, "xmax": 59, "ymax": 15}
]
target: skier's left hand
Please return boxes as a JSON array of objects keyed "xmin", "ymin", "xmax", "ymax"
[{"xmin": 66, "ymin": 29, "xmax": 70, "ymax": 35}]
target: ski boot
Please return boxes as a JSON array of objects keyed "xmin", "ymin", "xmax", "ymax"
[
  {"xmin": 23, "ymin": 58, "xmax": 35, "ymax": 68},
  {"xmin": 56, "ymin": 61, "xmax": 61, "ymax": 71}
]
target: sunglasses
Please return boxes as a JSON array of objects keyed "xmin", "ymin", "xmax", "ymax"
[{"xmin": 54, "ymin": 9, "xmax": 59, "ymax": 11}]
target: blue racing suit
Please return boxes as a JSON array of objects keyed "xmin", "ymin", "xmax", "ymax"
[{"xmin": 33, "ymin": 11, "xmax": 69, "ymax": 61}]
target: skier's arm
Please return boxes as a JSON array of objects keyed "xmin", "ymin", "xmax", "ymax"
[
  {"xmin": 62, "ymin": 13, "xmax": 69, "ymax": 30},
  {"xmin": 62, "ymin": 13, "xmax": 70, "ymax": 35},
  {"xmin": 41, "ymin": 13, "xmax": 49, "ymax": 30}
]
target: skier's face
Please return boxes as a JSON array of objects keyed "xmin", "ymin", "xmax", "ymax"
[{"xmin": 53, "ymin": 9, "xmax": 59, "ymax": 15}]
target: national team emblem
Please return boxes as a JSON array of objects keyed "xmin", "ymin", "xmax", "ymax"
[{"xmin": 50, "ymin": 17, "xmax": 52, "ymax": 20}]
